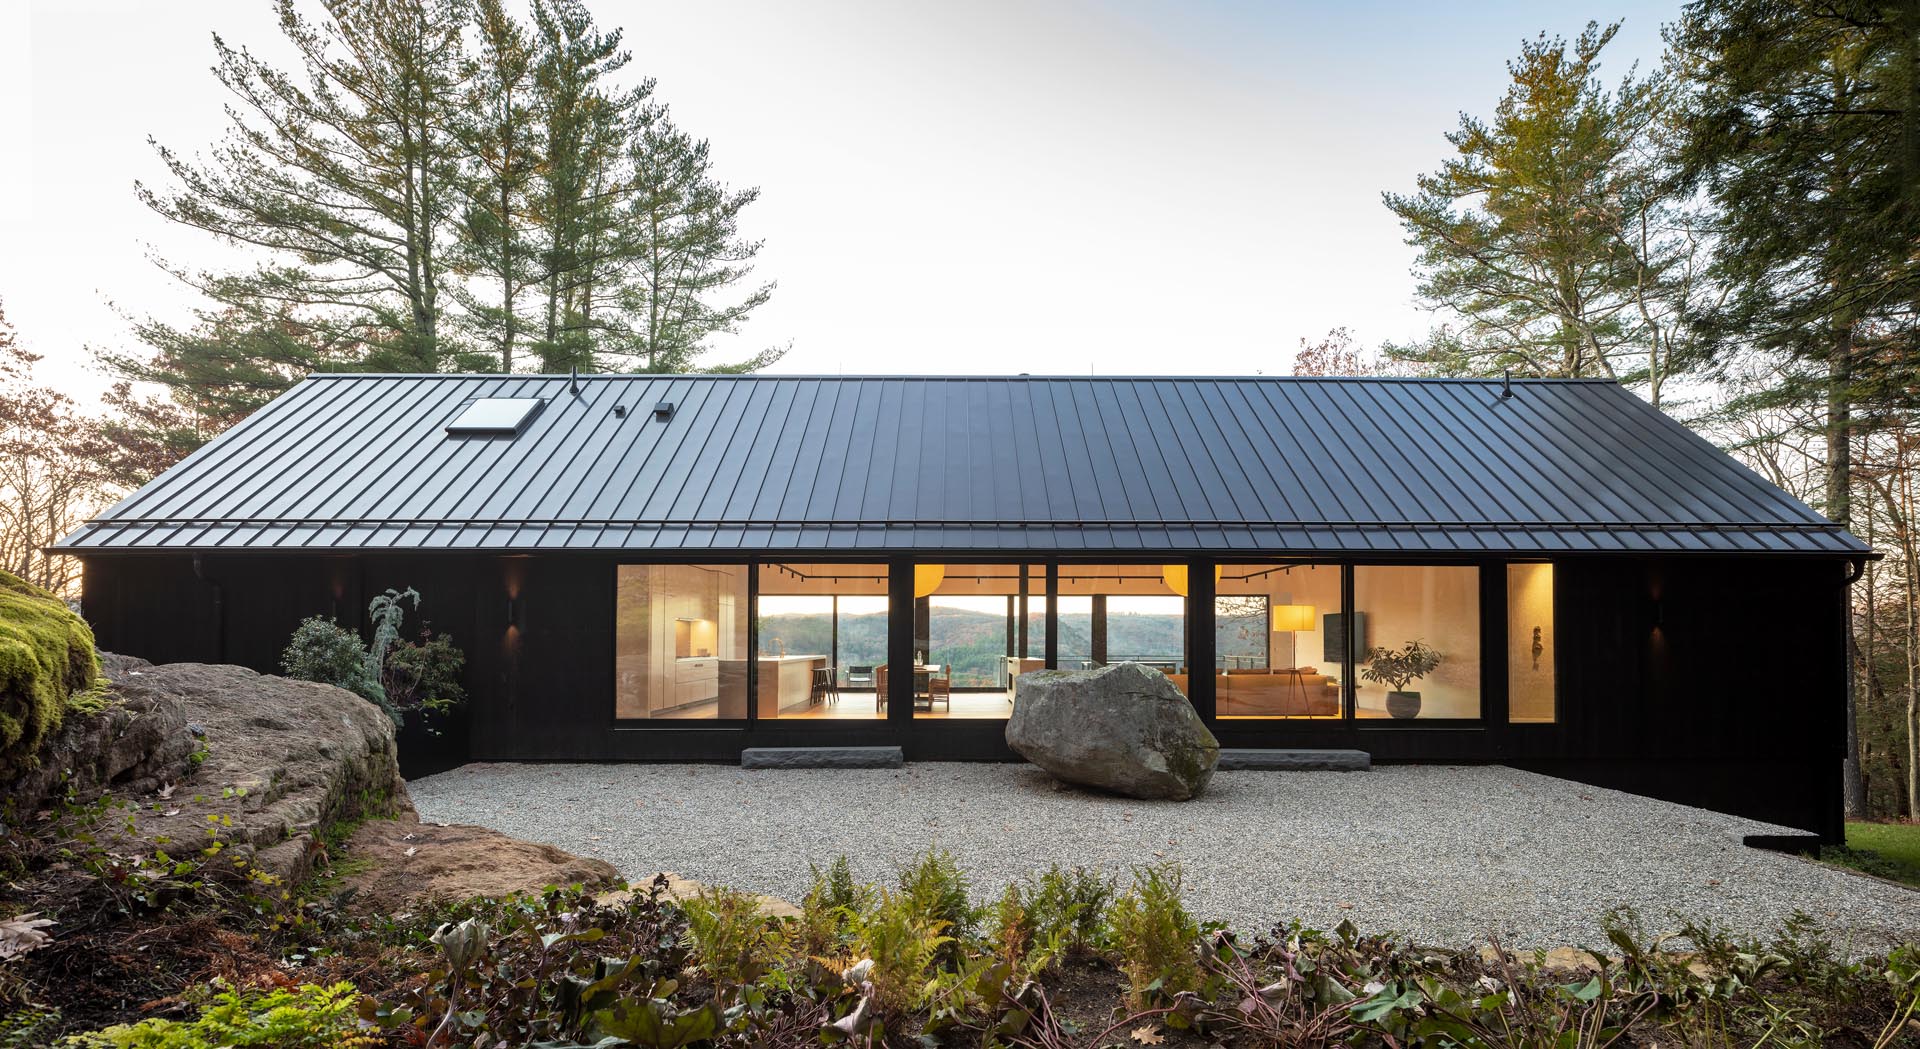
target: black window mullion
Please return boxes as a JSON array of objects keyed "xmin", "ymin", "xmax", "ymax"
[{"xmin": 1342, "ymin": 564, "xmax": 1356, "ymax": 722}]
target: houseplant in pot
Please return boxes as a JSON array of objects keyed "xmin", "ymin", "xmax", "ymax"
[{"xmin": 1360, "ymin": 640, "xmax": 1443, "ymax": 719}]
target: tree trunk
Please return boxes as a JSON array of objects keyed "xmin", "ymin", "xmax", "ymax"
[
  {"xmin": 1907, "ymin": 459, "xmax": 1920, "ymax": 821},
  {"xmin": 500, "ymin": 167, "xmax": 515, "ymax": 372},
  {"xmin": 1831, "ymin": 323, "xmax": 1868, "ymax": 816}
]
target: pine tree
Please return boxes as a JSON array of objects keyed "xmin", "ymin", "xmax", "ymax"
[
  {"xmin": 136, "ymin": 0, "xmax": 476, "ymax": 371},
  {"xmin": 451, "ymin": 0, "xmax": 542, "ymax": 372},
  {"xmin": 601, "ymin": 106, "xmax": 782, "ymax": 373},
  {"xmin": 1383, "ymin": 22, "xmax": 1685, "ymax": 389},
  {"xmin": 527, "ymin": 0, "xmax": 645, "ymax": 372},
  {"xmin": 109, "ymin": 0, "xmax": 785, "ymax": 404},
  {"xmin": 1672, "ymin": 0, "xmax": 1920, "ymax": 816}
]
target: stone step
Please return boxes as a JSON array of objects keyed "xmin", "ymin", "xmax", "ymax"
[
  {"xmin": 1218, "ymin": 748, "xmax": 1370, "ymax": 771},
  {"xmin": 741, "ymin": 746, "xmax": 904, "ymax": 770}
]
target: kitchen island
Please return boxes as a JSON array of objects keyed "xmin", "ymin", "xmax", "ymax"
[{"xmin": 755, "ymin": 654, "xmax": 830, "ymax": 717}]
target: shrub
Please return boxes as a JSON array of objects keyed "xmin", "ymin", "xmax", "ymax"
[
  {"xmin": 279, "ymin": 586, "xmax": 467, "ymax": 729},
  {"xmin": 0, "ymin": 569, "xmax": 100, "ymax": 773},
  {"xmin": 1108, "ymin": 864, "xmax": 1203, "ymax": 1008},
  {"xmin": 381, "ymin": 629, "xmax": 465, "ymax": 718},
  {"xmin": 279, "ymin": 616, "xmax": 391, "ymax": 721},
  {"xmin": 63, "ymin": 982, "xmax": 371, "ymax": 1048}
]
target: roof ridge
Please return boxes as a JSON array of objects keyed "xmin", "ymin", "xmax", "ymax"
[{"xmin": 300, "ymin": 372, "xmax": 1621, "ymax": 384}]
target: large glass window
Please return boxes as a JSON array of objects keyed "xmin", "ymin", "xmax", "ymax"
[
  {"xmin": 1507, "ymin": 562, "xmax": 1556, "ymax": 723},
  {"xmin": 756, "ymin": 563, "xmax": 887, "ymax": 720},
  {"xmin": 1054, "ymin": 563, "xmax": 1190, "ymax": 694},
  {"xmin": 1353, "ymin": 565, "xmax": 1480, "ymax": 719},
  {"xmin": 913, "ymin": 564, "xmax": 1047, "ymax": 719},
  {"xmin": 615, "ymin": 564, "xmax": 749, "ymax": 720},
  {"xmin": 1216, "ymin": 563, "xmax": 1344, "ymax": 719}
]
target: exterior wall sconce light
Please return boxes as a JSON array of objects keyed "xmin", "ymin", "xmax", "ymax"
[{"xmin": 506, "ymin": 595, "xmax": 523, "ymax": 626}]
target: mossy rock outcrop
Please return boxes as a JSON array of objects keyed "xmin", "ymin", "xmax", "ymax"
[{"xmin": 0, "ymin": 570, "xmax": 100, "ymax": 777}]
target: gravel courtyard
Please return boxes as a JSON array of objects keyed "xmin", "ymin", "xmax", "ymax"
[{"xmin": 409, "ymin": 763, "xmax": 1919, "ymax": 951}]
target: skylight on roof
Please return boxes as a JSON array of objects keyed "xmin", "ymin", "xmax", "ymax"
[{"xmin": 446, "ymin": 397, "xmax": 543, "ymax": 435}]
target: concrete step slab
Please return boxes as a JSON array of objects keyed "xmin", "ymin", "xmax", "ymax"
[
  {"xmin": 741, "ymin": 746, "xmax": 904, "ymax": 769},
  {"xmin": 1218, "ymin": 748, "xmax": 1370, "ymax": 771}
]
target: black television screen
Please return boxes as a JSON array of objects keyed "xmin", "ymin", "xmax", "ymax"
[{"xmin": 1323, "ymin": 611, "xmax": 1366, "ymax": 663}]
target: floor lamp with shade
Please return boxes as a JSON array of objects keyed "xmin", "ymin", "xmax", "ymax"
[{"xmin": 1272, "ymin": 604, "xmax": 1317, "ymax": 707}]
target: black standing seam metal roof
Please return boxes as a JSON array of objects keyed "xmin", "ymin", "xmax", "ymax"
[{"xmin": 56, "ymin": 374, "xmax": 1868, "ymax": 556}]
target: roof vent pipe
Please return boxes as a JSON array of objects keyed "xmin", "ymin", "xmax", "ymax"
[
  {"xmin": 1502, "ymin": 368, "xmax": 1512, "ymax": 399},
  {"xmin": 569, "ymin": 366, "xmax": 581, "ymax": 396}
]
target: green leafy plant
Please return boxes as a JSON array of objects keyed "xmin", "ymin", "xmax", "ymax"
[
  {"xmin": 800, "ymin": 855, "xmax": 873, "ymax": 956},
  {"xmin": 63, "ymin": 982, "xmax": 371, "ymax": 1048},
  {"xmin": 364, "ymin": 878, "xmax": 694, "ymax": 1047},
  {"xmin": 1359, "ymin": 639, "xmax": 1443, "ymax": 692},
  {"xmin": 380, "ymin": 628, "xmax": 466, "ymax": 719},
  {"xmin": 1107, "ymin": 864, "xmax": 1203, "ymax": 1009},
  {"xmin": 682, "ymin": 885, "xmax": 783, "ymax": 993},
  {"xmin": 984, "ymin": 882, "xmax": 1036, "ymax": 977},
  {"xmin": 1024, "ymin": 863, "xmax": 1114, "ymax": 956},
  {"xmin": 853, "ymin": 887, "xmax": 953, "ymax": 1017},
  {"xmin": 897, "ymin": 848, "xmax": 975, "ymax": 951},
  {"xmin": 279, "ymin": 586, "xmax": 466, "ymax": 728},
  {"xmin": 279, "ymin": 617, "xmax": 389, "ymax": 720}
]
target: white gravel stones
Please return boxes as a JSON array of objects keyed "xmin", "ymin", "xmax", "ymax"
[{"xmin": 408, "ymin": 763, "xmax": 1919, "ymax": 952}]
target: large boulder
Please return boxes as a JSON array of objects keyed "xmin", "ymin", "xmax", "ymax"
[
  {"xmin": 3, "ymin": 654, "xmax": 195, "ymax": 819},
  {"xmin": 87, "ymin": 657, "xmax": 409, "ymax": 885},
  {"xmin": 1006, "ymin": 662, "xmax": 1219, "ymax": 800}
]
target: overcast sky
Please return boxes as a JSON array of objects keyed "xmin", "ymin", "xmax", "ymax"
[{"xmin": 0, "ymin": 0, "xmax": 1675, "ymax": 404}]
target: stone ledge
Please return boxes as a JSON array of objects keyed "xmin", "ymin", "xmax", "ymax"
[
  {"xmin": 1218, "ymin": 748, "xmax": 1370, "ymax": 771},
  {"xmin": 741, "ymin": 746, "xmax": 904, "ymax": 769}
]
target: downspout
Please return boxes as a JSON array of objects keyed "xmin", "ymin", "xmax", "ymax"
[
  {"xmin": 1840, "ymin": 553, "xmax": 1869, "ymax": 839},
  {"xmin": 192, "ymin": 553, "xmax": 226, "ymax": 663}
]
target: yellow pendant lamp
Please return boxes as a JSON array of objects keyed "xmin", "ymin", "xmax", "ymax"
[
  {"xmin": 1160, "ymin": 564, "xmax": 1223, "ymax": 596},
  {"xmin": 913, "ymin": 564, "xmax": 946, "ymax": 598}
]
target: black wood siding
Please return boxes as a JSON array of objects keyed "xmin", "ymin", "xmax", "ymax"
[{"xmin": 78, "ymin": 552, "xmax": 1848, "ymax": 842}]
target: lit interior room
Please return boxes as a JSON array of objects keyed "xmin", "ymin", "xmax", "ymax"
[{"xmin": 1213, "ymin": 563, "xmax": 1344, "ymax": 719}]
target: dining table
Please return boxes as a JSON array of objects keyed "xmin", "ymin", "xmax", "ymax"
[{"xmin": 875, "ymin": 664, "xmax": 944, "ymax": 711}]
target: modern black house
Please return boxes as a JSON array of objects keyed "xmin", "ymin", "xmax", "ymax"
[{"xmin": 60, "ymin": 374, "xmax": 1867, "ymax": 841}]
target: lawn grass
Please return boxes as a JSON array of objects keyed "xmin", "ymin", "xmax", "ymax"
[{"xmin": 1819, "ymin": 821, "xmax": 1920, "ymax": 888}]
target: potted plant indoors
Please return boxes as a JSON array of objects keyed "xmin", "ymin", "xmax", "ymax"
[{"xmin": 1360, "ymin": 640, "xmax": 1443, "ymax": 719}]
